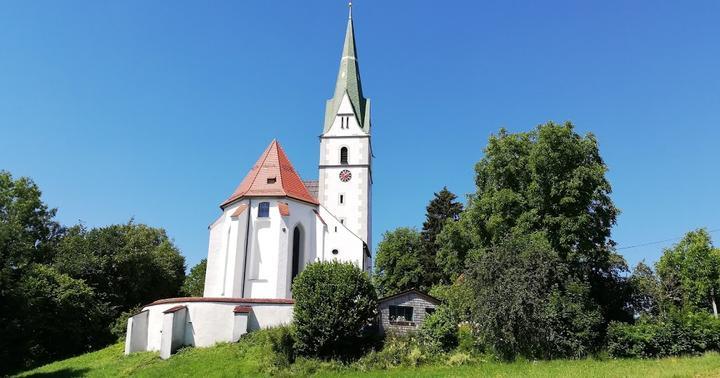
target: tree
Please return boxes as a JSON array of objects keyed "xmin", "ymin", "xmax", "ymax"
[
  {"xmin": 466, "ymin": 232, "xmax": 603, "ymax": 359},
  {"xmin": 292, "ymin": 261, "xmax": 377, "ymax": 359},
  {"xmin": 183, "ymin": 259, "xmax": 207, "ymax": 297},
  {"xmin": 419, "ymin": 187, "xmax": 463, "ymax": 285},
  {"xmin": 628, "ymin": 261, "xmax": 663, "ymax": 317},
  {"xmin": 18, "ymin": 264, "xmax": 111, "ymax": 368},
  {"xmin": 656, "ymin": 229, "xmax": 720, "ymax": 316},
  {"xmin": 373, "ymin": 227, "xmax": 424, "ymax": 295},
  {"xmin": 53, "ymin": 222, "xmax": 186, "ymax": 321},
  {"xmin": 438, "ymin": 122, "xmax": 628, "ymax": 325},
  {"xmin": 0, "ymin": 171, "xmax": 64, "ymax": 374}
]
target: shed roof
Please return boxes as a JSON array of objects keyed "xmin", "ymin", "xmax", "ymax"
[{"xmin": 378, "ymin": 289, "xmax": 441, "ymax": 305}]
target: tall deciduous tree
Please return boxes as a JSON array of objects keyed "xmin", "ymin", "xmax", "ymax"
[
  {"xmin": 438, "ymin": 122, "xmax": 628, "ymax": 357},
  {"xmin": 419, "ymin": 187, "xmax": 463, "ymax": 285},
  {"xmin": 0, "ymin": 171, "xmax": 65, "ymax": 373},
  {"xmin": 54, "ymin": 222, "xmax": 186, "ymax": 316},
  {"xmin": 373, "ymin": 227, "xmax": 423, "ymax": 296},
  {"xmin": 656, "ymin": 229, "xmax": 720, "ymax": 317}
]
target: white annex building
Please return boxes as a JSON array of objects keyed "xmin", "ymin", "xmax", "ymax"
[{"xmin": 126, "ymin": 5, "xmax": 374, "ymax": 359}]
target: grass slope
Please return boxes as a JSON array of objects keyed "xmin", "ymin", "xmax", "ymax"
[{"xmin": 18, "ymin": 338, "xmax": 720, "ymax": 378}]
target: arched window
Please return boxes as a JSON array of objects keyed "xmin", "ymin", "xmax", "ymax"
[
  {"xmin": 340, "ymin": 147, "xmax": 348, "ymax": 165},
  {"xmin": 291, "ymin": 226, "xmax": 302, "ymax": 281},
  {"xmin": 258, "ymin": 202, "xmax": 270, "ymax": 218}
]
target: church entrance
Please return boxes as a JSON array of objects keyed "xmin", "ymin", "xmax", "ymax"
[{"xmin": 291, "ymin": 226, "xmax": 302, "ymax": 282}]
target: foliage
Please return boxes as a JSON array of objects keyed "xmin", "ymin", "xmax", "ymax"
[
  {"xmin": 373, "ymin": 227, "xmax": 424, "ymax": 296},
  {"xmin": 18, "ymin": 264, "xmax": 113, "ymax": 369},
  {"xmin": 0, "ymin": 171, "xmax": 187, "ymax": 374},
  {"xmin": 354, "ymin": 334, "xmax": 429, "ymax": 371},
  {"xmin": 419, "ymin": 187, "xmax": 463, "ymax": 286},
  {"xmin": 656, "ymin": 229, "xmax": 720, "ymax": 315},
  {"xmin": 292, "ymin": 261, "xmax": 378, "ymax": 359},
  {"xmin": 429, "ymin": 278, "xmax": 475, "ymax": 323},
  {"xmin": 182, "ymin": 259, "xmax": 207, "ymax": 297},
  {"xmin": 435, "ymin": 216, "xmax": 476, "ymax": 283},
  {"xmin": 628, "ymin": 261, "xmax": 663, "ymax": 317},
  {"xmin": 433, "ymin": 122, "xmax": 630, "ymax": 358},
  {"xmin": 54, "ymin": 222, "xmax": 186, "ymax": 320},
  {"xmin": 0, "ymin": 172, "xmax": 65, "ymax": 374},
  {"xmin": 607, "ymin": 311, "xmax": 720, "ymax": 358},
  {"xmin": 466, "ymin": 232, "xmax": 603, "ymax": 359},
  {"xmin": 418, "ymin": 306, "xmax": 459, "ymax": 352}
]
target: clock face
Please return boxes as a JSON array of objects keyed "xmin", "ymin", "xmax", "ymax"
[{"xmin": 339, "ymin": 169, "xmax": 352, "ymax": 182}]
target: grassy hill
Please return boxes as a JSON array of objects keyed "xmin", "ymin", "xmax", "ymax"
[{"xmin": 17, "ymin": 331, "xmax": 720, "ymax": 378}]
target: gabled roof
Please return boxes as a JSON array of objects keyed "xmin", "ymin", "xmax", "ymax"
[
  {"xmin": 221, "ymin": 140, "xmax": 319, "ymax": 208},
  {"xmin": 378, "ymin": 289, "xmax": 441, "ymax": 305},
  {"xmin": 323, "ymin": 7, "xmax": 370, "ymax": 134}
]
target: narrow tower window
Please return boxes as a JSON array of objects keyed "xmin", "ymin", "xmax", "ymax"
[
  {"xmin": 339, "ymin": 194, "xmax": 344, "ymax": 204},
  {"xmin": 340, "ymin": 147, "xmax": 348, "ymax": 165},
  {"xmin": 258, "ymin": 202, "xmax": 270, "ymax": 218}
]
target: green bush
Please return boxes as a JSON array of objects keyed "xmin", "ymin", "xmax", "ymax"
[
  {"xmin": 354, "ymin": 334, "xmax": 428, "ymax": 371},
  {"xmin": 607, "ymin": 311, "xmax": 720, "ymax": 358},
  {"xmin": 418, "ymin": 306, "xmax": 458, "ymax": 352},
  {"xmin": 291, "ymin": 261, "xmax": 377, "ymax": 360}
]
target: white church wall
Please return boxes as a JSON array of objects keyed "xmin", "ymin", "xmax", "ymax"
[
  {"xmin": 277, "ymin": 198, "xmax": 318, "ymax": 298},
  {"xmin": 203, "ymin": 214, "xmax": 226, "ymax": 297},
  {"xmin": 244, "ymin": 199, "xmax": 283, "ymax": 299},
  {"xmin": 318, "ymin": 205, "xmax": 366, "ymax": 270},
  {"xmin": 134, "ymin": 301, "xmax": 294, "ymax": 354}
]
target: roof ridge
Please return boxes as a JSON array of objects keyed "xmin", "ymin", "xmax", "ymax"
[{"xmin": 246, "ymin": 140, "xmax": 276, "ymax": 198}]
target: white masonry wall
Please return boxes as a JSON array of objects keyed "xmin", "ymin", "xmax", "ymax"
[{"xmin": 205, "ymin": 197, "xmax": 318, "ymax": 299}]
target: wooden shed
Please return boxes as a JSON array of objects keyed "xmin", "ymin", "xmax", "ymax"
[{"xmin": 377, "ymin": 289, "xmax": 440, "ymax": 335}]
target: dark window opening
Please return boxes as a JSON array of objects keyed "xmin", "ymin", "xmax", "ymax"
[
  {"xmin": 291, "ymin": 227, "xmax": 301, "ymax": 282},
  {"xmin": 425, "ymin": 308, "xmax": 436, "ymax": 315},
  {"xmin": 389, "ymin": 306, "xmax": 413, "ymax": 322},
  {"xmin": 339, "ymin": 194, "xmax": 344, "ymax": 204},
  {"xmin": 258, "ymin": 202, "xmax": 270, "ymax": 218},
  {"xmin": 332, "ymin": 249, "xmax": 339, "ymax": 255},
  {"xmin": 340, "ymin": 147, "xmax": 348, "ymax": 165},
  {"xmin": 267, "ymin": 177, "xmax": 277, "ymax": 184}
]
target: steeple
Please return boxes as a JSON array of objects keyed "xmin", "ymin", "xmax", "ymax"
[{"xmin": 323, "ymin": 2, "xmax": 370, "ymax": 133}]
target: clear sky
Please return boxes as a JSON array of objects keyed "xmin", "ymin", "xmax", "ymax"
[{"xmin": 1, "ymin": 1, "xmax": 718, "ymax": 270}]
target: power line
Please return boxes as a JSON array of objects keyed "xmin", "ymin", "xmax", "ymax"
[{"xmin": 617, "ymin": 228, "xmax": 720, "ymax": 250}]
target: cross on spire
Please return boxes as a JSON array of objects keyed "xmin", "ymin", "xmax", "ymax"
[{"xmin": 349, "ymin": 1, "xmax": 352, "ymax": 19}]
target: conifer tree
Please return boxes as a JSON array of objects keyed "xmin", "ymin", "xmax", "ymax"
[{"xmin": 419, "ymin": 187, "xmax": 463, "ymax": 287}]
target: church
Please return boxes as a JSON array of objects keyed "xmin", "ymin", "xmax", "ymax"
[{"xmin": 125, "ymin": 5, "xmax": 374, "ymax": 359}]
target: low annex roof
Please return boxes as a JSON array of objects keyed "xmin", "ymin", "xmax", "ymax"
[
  {"xmin": 221, "ymin": 140, "xmax": 319, "ymax": 208},
  {"xmin": 378, "ymin": 289, "xmax": 440, "ymax": 306}
]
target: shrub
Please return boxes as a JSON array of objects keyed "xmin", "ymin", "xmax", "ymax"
[
  {"xmin": 607, "ymin": 311, "xmax": 720, "ymax": 358},
  {"xmin": 291, "ymin": 261, "xmax": 377, "ymax": 360},
  {"xmin": 354, "ymin": 334, "xmax": 429, "ymax": 371},
  {"xmin": 418, "ymin": 306, "xmax": 458, "ymax": 352}
]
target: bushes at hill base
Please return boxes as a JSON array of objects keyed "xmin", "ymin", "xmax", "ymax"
[
  {"xmin": 418, "ymin": 306, "xmax": 458, "ymax": 352},
  {"xmin": 607, "ymin": 311, "xmax": 720, "ymax": 358},
  {"xmin": 291, "ymin": 261, "xmax": 378, "ymax": 359}
]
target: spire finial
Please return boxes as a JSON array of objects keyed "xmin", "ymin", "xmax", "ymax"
[{"xmin": 348, "ymin": 1, "xmax": 352, "ymax": 20}]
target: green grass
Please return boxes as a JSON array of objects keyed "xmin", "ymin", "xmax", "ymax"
[{"xmin": 17, "ymin": 337, "xmax": 720, "ymax": 378}]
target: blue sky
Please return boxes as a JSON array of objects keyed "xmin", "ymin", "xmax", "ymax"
[{"xmin": 1, "ymin": 1, "xmax": 718, "ymax": 270}]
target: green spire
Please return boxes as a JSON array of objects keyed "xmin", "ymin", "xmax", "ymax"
[{"xmin": 323, "ymin": 3, "xmax": 370, "ymax": 134}]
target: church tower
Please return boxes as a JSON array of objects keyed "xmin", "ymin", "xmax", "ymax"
[{"xmin": 318, "ymin": 4, "xmax": 372, "ymax": 254}]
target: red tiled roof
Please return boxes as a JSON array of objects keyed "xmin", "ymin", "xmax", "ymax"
[
  {"xmin": 233, "ymin": 306, "xmax": 252, "ymax": 314},
  {"xmin": 278, "ymin": 202, "xmax": 290, "ymax": 216},
  {"xmin": 163, "ymin": 305, "xmax": 187, "ymax": 314},
  {"xmin": 221, "ymin": 140, "xmax": 319, "ymax": 208},
  {"xmin": 313, "ymin": 209, "xmax": 326, "ymax": 226}
]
